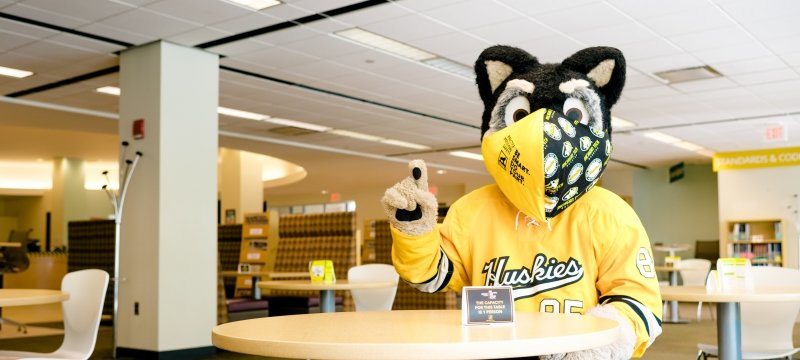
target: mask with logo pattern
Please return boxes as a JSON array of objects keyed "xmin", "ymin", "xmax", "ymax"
[{"xmin": 481, "ymin": 108, "xmax": 611, "ymax": 222}]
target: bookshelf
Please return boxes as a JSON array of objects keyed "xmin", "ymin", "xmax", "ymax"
[
  {"xmin": 233, "ymin": 211, "xmax": 280, "ymax": 297},
  {"xmin": 724, "ymin": 219, "xmax": 785, "ymax": 266}
]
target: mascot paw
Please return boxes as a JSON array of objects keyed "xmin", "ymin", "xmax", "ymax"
[
  {"xmin": 541, "ymin": 304, "xmax": 636, "ymax": 360},
  {"xmin": 381, "ymin": 159, "xmax": 438, "ymax": 236}
]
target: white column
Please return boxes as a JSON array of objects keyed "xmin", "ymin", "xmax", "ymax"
[
  {"xmin": 219, "ymin": 148, "xmax": 264, "ymax": 223},
  {"xmin": 50, "ymin": 157, "xmax": 86, "ymax": 248},
  {"xmin": 118, "ymin": 41, "xmax": 218, "ymax": 352}
]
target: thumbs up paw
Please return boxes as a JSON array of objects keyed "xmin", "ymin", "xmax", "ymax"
[{"xmin": 381, "ymin": 160, "xmax": 438, "ymax": 236}]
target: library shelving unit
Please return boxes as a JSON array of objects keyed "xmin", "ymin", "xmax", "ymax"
[
  {"xmin": 233, "ymin": 211, "xmax": 279, "ymax": 297},
  {"xmin": 723, "ymin": 219, "xmax": 785, "ymax": 267}
]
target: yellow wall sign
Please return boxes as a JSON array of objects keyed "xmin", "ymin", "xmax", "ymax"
[{"xmin": 713, "ymin": 146, "xmax": 800, "ymax": 171}]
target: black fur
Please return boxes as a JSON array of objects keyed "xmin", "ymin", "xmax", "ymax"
[{"xmin": 474, "ymin": 45, "xmax": 625, "ymax": 140}]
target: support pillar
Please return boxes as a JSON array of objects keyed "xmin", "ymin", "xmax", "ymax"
[
  {"xmin": 219, "ymin": 148, "xmax": 264, "ymax": 223},
  {"xmin": 117, "ymin": 41, "xmax": 218, "ymax": 355}
]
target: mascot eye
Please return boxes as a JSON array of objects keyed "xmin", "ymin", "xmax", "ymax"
[
  {"xmin": 563, "ymin": 97, "xmax": 589, "ymax": 125},
  {"xmin": 504, "ymin": 96, "xmax": 531, "ymax": 126}
]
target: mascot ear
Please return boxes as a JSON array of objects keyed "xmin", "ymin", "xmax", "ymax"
[
  {"xmin": 474, "ymin": 45, "xmax": 539, "ymax": 109},
  {"xmin": 562, "ymin": 47, "xmax": 626, "ymax": 107}
]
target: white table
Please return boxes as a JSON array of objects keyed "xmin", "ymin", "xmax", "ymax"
[
  {"xmin": 212, "ymin": 310, "xmax": 620, "ymax": 359},
  {"xmin": 257, "ymin": 279, "xmax": 396, "ymax": 312},
  {"xmin": 655, "ymin": 265, "xmax": 688, "ymax": 323},
  {"xmin": 0, "ymin": 289, "xmax": 69, "ymax": 307},
  {"xmin": 660, "ymin": 285, "xmax": 800, "ymax": 360}
]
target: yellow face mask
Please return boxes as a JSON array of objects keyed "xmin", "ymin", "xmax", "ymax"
[
  {"xmin": 481, "ymin": 108, "xmax": 610, "ymax": 222},
  {"xmin": 481, "ymin": 109, "xmax": 546, "ymax": 223}
]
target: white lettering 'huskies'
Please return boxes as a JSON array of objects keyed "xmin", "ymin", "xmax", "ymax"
[{"xmin": 482, "ymin": 254, "xmax": 584, "ymax": 301}]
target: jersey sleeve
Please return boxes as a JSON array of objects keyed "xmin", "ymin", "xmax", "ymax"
[
  {"xmin": 390, "ymin": 203, "xmax": 469, "ymax": 293},
  {"xmin": 592, "ymin": 201, "xmax": 663, "ymax": 358}
]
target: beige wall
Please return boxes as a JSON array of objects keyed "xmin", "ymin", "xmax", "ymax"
[{"xmin": 633, "ymin": 164, "xmax": 719, "ymax": 264}]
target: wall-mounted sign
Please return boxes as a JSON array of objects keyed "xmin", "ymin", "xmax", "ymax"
[
  {"xmin": 764, "ymin": 123, "xmax": 787, "ymax": 143},
  {"xmin": 713, "ymin": 146, "xmax": 800, "ymax": 171},
  {"xmin": 669, "ymin": 162, "xmax": 684, "ymax": 183}
]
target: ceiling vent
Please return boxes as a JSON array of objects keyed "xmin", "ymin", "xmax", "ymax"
[
  {"xmin": 267, "ymin": 126, "xmax": 319, "ymax": 136},
  {"xmin": 654, "ymin": 65, "xmax": 722, "ymax": 84}
]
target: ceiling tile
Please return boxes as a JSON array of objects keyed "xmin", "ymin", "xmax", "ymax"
[
  {"xmin": 22, "ymin": 0, "xmax": 134, "ymax": 21},
  {"xmin": 144, "ymin": 0, "xmax": 252, "ymax": 25},
  {"xmin": 361, "ymin": 14, "xmax": 452, "ymax": 42},
  {"xmin": 0, "ymin": 17, "xmax": 59, "ymax": 39},
  {"xmin": 421, "ymin": 0, "xmax": 518, "ymax": 29},
  {"xmin": 667, "ymin": 26, "xmax": 751, "ymax": 52},
  {"xmin": 531, "ymin": 2, "xmax": 631, "ymax": 34},
  {"xmin": 0, "ymin": 28, "xmax": 39, "ymax": 52},
  {"xmin": 281, "ymin": 34, "xmax": 364, "ymax": 60},
  {"xmin": 408, "ymin": 31, "xmax": 488, "ymax": 60},
  {"xmin": 290, "ymin": 0, "xmax": 366, "ymax": 14},
  {"xmin": 692, "ymin": 41, "xmax": 773, "ymax": 65},
  {"xmin": 633, "ymin": 53, "xmax": 700, "ymax": 73},
  {"xmin": 235, "ymin": 46, "xmax": 319, "ymax": 68},
  {"xmin": 165, "ymin": 26, "xmax": 231, "ymax": 46},
  {"xmin": 719, "ymin": 0, "xmax": 800, "ymax": 25},
  {"xmin": 604, "ymin": 0, "xmax": 699, "ymax": 19},
  {"xmin": 670, "ymin": 77, "xmax": 739, "ymax": 93},
  {"xmin": 331, "ymin": 2, "xmax": 408, "ymax": 25},
  {"xmin": 207, "ymin": 12, "xmax": 284, "ymax": 34},
  {"xmin": 616, "ymin": 38, "xmax": 682, "ymax": 62},
  {"xmin": 729, "ymin": 68, "xmax": 800, "ymax": 86},
  {"xmin": 465, "ymin": 18, "xmax": 558, "ymax": 45},
  {"xmin": 712, "ymin": 55, "xmax": 788, "ymax": 76},
  {"xmin": 388, "ymin": 0, "xmax": 465, "ymax": 13},
  {"xmin": 643, "ymin": 4, "xmax": 733, "ymax": 37},
  {"xmin": 76, "ymin": 22, "xmax": 153, "ymax": 45},
  {"xmin": 570, "ymin": 22, "xmax": 656, "ymax": 47},
  {"xmin": 95, "ymin": 8, "xmax": 198, "ymax": 39}
]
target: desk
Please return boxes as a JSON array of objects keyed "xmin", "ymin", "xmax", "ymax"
[
  {"xmin": 654, "ymin": 265, "xmax": 688, "ymax": 323},
  {"xmin": 257, "ymin": 279, "xmax": 397, "ymax": 313},
  {"xmin": 212, "ymin": 310, "xmax": 620, "ymax": 360},
  {"xmin": 660, "ymin": 285, "xmax": 800, "ymax": 360},
  {"xmin": 219, "ymin": 271, "xmax": 309, "ymax": 300},
  {"xmin": 0, "ymin": 289, "xmax": 69, "ymax": 307}
]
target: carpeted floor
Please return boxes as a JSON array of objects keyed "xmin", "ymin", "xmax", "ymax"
[{"xmin": 0, "ymin": 302, "xmax": 797, "ymax": 359}]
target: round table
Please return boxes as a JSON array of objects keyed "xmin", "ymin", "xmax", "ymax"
[
  {"xmin": 0, "ymin": 289, "xmax": 69, "ymax": 306},
  {"xmin": 257, "ymin": 279, "xmax": 396, "ymax": 312},
  {"xmin": 654, "ymin": 265, "xmax": 688, "ymax": 323},
  {"xmin": 219, "ymin": 271, "xmax": 309, "ymax": 299},
  {"xmin": 212, "ymin": 310, "xmax": 620, "ymax": 360},
  {"xmin": 652, "ymin": 243, "xmax": 690, "ymax": 257},
  {"xmin": 660, "ymin": 285, "xmax": 800, "ymax": 360}
]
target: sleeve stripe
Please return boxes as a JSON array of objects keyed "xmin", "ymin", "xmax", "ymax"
[
  {"xmin": 407, "ymin": 248, "xmax": 453, "ymax": 293},
  {"xmin": 599, "ymin": 295, "xmax": 663, "ymax": 346}
]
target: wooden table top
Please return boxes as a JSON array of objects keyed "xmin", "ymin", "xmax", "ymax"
[
  {"xmin": 212, "ymin": 310, "xmax": 620, "ymax": 360},
  {"xmin": 257, "ymin": 279, "xmax": 396, "ymax": 291},
  {"xmin": 219, "ymin": 271, "xmax": 309, "ymax": 278},
  {"xmin": 0, "ymin": 289, "xmax": 69, "ymax": 306},
  {"xmin": 660, "ymin": 285, "xmax": 800, "ymax": 302}
]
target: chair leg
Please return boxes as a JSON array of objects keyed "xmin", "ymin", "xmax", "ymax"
[
  {"xmin": 696, "ymin": 350, "xmax": 708, "ymax": 360},
  {"xmin": 0, "ymin": 318, "xmax": 28, "ymax": 334}
]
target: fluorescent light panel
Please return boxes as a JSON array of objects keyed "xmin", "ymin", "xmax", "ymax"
[
  {"xmin": 379, "ymin": 139, "xmax": 431, "ymax": 150},
  {"xmin": 334, "ymin": 28, "xmax": 436, "ymax": 61},
  {"xmin": 641, "ymin": 131, "xmax": 712, "ymax": 157},
  {"xmin": 218, "ymin": 106, "xmax": 266, "ymax": 121},
  {"xmin": 96, "ymin": 86, "xmax": 121, "ymax": 96},
  {"xmin": 226, "ymin": 0, "xmax": 281, "ymax": 10},
  {"xmin": 0, "ymin": 65, "xmax": 33, "ymax": 78},
  {"xmin": 449, "ymin": 151, "xmax": 483, "ymax": 161},
  {"xmin": 422, "ymin": 57, "xmax": 474, "ymax": 79},
  {"xmin": 265, "ymin": 117, "xmax": 331, "ymax": 132},
  {"xmin": 327, "ymin": 129, "xmax": 384, "ymax": 142},
  {"xmin": 642, "ymin": 131, "xmax": 681, "ymax": 144}
]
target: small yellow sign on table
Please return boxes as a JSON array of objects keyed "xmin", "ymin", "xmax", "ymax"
[{"xmin": 309, "ymin": 260, "xmax": 335, "ymax": 283}]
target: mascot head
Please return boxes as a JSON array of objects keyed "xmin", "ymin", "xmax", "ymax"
[{"xmin": 474, "ymin": 45, "xmax": 625, "ymax": 222}]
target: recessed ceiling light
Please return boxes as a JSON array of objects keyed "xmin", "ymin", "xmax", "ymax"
[
  {"xmin": 333, "ymin": 28, "xmax": 436, "ymax": 62},
  {"xmin": 96, "ymin": 86, "xmax": 121, "ymax": 96},
  {"xmin": 436, "ymin": 169, "xmax": 447, "ymax": 175},
  {"xmin": 327, "ymin": 129, "xmax": 383, "ymax": 142},
  {"xmin": 379, "ymin": 139, "xmax": 431, "ymax": 150},
  {"xmin": 653, "ymin": 65, "xmax": 721, "ymax": 84},
  {"xmin": 226, "ymin": 0, "xmax": 281, "ymax": 10},
  {"xmin": 449, "ymin": 151, "xmax": 483, "ymax": 161},
  {"xmin": 217, "ymin": 107, "xmax": 267, "ymax": 121},
  {"xmin": 265, "ymin": 117, "xmax": 331, "ymax": 132},
  {"xmin": 0, "ymin": 65, "xmax": 34, "ymax": 78},
  {"xmin": 421, "ymin": 57, "xmax": 474, "ymax": 79}
]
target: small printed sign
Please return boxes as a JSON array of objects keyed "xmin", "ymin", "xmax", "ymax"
[
  {"xmin": 462, "ymin": 286, "xmax": 515, "ymax": 325},
  {"xmin": 309, "ymin": 260, "xmax": 336, "ymax": 284}
]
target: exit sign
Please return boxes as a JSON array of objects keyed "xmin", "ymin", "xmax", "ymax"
[{"xmin": 764, "ymin": 124, "xmax": 787, "ymax": 142}]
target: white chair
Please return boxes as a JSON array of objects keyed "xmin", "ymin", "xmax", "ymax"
[
  {"xmin": 697, "ymin": 266, "xmax": 800, "ymax": 360},
  {"xmin": 347, "ymin": 264, "xmax": 399, "ymax": 311},
  {"xmin": 0, "ymin": 269, "xmax": 110, "ymax": 360},
  {"xmin": 678, "ymin": 258, "xmax": 714, "ymax": 322}
]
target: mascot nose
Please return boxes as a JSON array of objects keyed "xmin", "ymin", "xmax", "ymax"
[{"xmin": 413, "ymin": 167, "xmax": 422, "ymax": 180}]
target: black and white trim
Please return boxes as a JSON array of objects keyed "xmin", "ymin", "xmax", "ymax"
[
  {"xmin": 408, "ymin": 248, "xmax": 453, "ymax": 293},
  {"xmin": 599, "ymin": 295, "xmax": 663, "ymax": 346}
]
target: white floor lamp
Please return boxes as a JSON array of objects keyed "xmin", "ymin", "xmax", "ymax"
[{"xmin": 101, "ymin": 141, "xmax": 142, "ymax": 359}]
